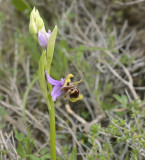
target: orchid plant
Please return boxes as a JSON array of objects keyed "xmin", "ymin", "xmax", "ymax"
[{"xmin": 29, "ymin": 8, "xmax": 83, "ymax": 160}]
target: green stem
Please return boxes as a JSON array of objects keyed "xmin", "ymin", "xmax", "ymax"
[{"xmin": 48, "ymin": 100, "xmax": 56, "ymax": 160}]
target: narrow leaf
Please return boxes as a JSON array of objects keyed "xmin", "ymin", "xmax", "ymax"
[
  {"xmin": 38, "ymin": 51, "xmax": 47, "ymax": 96},
  {"xmin": 122, "ymin": 95, "xmax": 128, "ymax": 105},
  {"xmin": 38, "ymin": 51, "xmax": 51, "ymax": 109},
  {"xmin": 46, "ymin": 26, "xmax": 57, "ymax": 74},
  {"xmin": 68, "ymin": 146, "xmax": 77, "ymax": 160}
]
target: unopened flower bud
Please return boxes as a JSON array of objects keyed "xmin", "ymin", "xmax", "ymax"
[
  {"xmin": 31, "ymin": 7, "xmax": 37, "ymax": 21},
  {"xmin": 29, "ymin": 7, "xmax": 45, "ymax": 40},
  {"xmin": 38, "ymin": 30, "xmax": 51, "ymax": 50},
  {"xmin": 35, "ymin": 16, "xmax": 44, "ymax": 31},
  {"xmin": 29, "ymin": 17, "xmax": 37, "ymax": 35}
]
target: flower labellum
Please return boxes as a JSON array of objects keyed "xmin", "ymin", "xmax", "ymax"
[
  {"xmin": 38, "ymin": 30, "xmax": 51, "ymax": 50},
  {"xmin": 46, "ymin": 71, "xmax": 83, "ymax": 102}
]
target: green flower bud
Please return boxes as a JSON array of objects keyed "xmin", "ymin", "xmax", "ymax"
[
  {"xmin": 31, "ymin": 7, "xmax": 36, "ymax": 20},
  {"xmin": 35, "ymin": 13, "xmax": 44, "ymax": 31},
  {"xmin": 29, "ymin": 16, "xmax": 37, "ymax": 35},
  {"xmin": 29, "ymin": 7, "xmax": 45, "ymax": 41},
  {"xmin": 29, "ymin": 7, "xmax": 38, "ymax": 36}
]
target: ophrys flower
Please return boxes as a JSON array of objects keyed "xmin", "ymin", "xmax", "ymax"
[{"xmin": 46, "ymin": 71, "xmax": 83, "ymax": 102}]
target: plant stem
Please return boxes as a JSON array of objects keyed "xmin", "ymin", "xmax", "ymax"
[{"xmin": 49, "ymin": 100, "xmax": 56, "ymax": 160}]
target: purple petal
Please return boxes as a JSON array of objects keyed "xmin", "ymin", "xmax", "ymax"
[
  {"xmin": 46, "ymin": 71, "xmax": 63, "ymax": 86},
  {"xmin": 46, "ymin": 30, "xmax": 51, "ymax": 40},
  {"xmin": 51, "ymin": 85, "xmax": 62, "ymax": 101},
  {"xmin": 47, "ymin": 30, "xmax": 52, "ymax": 36},
  {"xmin": 60, "ymin": 78, "xmax": 65, "ymax": 86},
  {"xmin": 38, "ymin": 30, "xmax": 51, "ymax": 50}
]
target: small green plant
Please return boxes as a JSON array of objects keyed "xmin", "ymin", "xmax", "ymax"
[
  {"xmin": 114, "ymin": 94, "xmax": 128, "ymax": 108},
  {"xmin": 14, "ymin": 128, "xmax": 34, "ymax": 159},
  {"xmin": 29, "ymin": 7, "xmax": 83, "ymax": 160},
  {"xmin": 87, "ymin": 99, "xmax": 145, "ymax": 160},
  {"xmin": 14, "ymin": 128, "xmax": 51, "ymax": 160}
]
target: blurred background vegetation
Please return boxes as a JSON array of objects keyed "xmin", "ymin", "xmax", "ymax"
[{"xmin": 0, "ymin": 0, "xmax": 145, "ymax": 160}]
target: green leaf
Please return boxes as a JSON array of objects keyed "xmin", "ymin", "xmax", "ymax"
[
  {"xmin": 26, "ymin": 155, "xmax": 40, "ymax": 160},
  {"xmin": 68, "ymin": 146, "xmax": 77, "ymax": 160},
  {"xmin": 40, "ymin": 154, "xmax": 51, "ymax": 160},
  {"xmin": 122, "ymin": 95, "xmax": 128, "ymax": 104},
  {"xmin": 38, "ymin": 51, "xmax": 47, "ymax": 97},
  {"xmin": 113, "ymin": 94, "xmax": 122, "ymax": 103},
  {"xmin": 121, "ymin": 95, "xmax": 128, "ymax": 107},
  {"xmin": 40, "ymin": 148, "xmax": 47, "ymax": 156},
  {"xmin": 45, "ymin": 26, "xmax": 57, "ymax": 103},
  {"xmin": 17, "ymin": 143, "xmax": 26, "ymax": 158},
  {"xmin": 38, "ymin": 51, "xmax": 51, "ymax": 110},
  {"xmin": 46, "ymin": 26, "xmax": 57, "ymax": 74},
  {"xmin": 14, "ymin": 128, "xmax": 25, "ymax": 142},
  {"xmin": 12, "ymin": 0, "xmax": 31, "ymax": 13}
]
